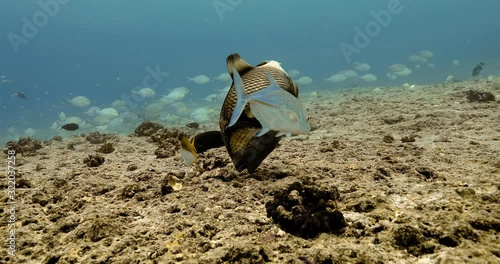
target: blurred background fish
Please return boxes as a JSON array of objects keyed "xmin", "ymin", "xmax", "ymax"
[
  {"xmin": 472, "ymin": 62, "xmax": 484, "ymax": 76},
  {"xmin": 12, "ymin": 92, "xmax": 27, "ymax": 99}
]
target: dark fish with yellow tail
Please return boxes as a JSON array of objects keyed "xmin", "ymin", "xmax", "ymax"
[
  {"xmin": 179, "ymin": 53, "xmax": 300, "ymax": 173},
  {"xmin": 61, "ymin": 123, "xmax": 79, "ymax": 131}
]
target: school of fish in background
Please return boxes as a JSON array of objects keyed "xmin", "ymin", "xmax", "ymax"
[{"xmin": 0, "ymin": 48, "xmax": 498, "ymax": 145}]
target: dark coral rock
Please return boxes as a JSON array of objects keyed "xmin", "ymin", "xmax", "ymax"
[
  {"xmin": 134, "ymin": 121, "xmax": 164, "ymax": 137},
  {"xmin": 122, "ymin": 184, "xmax": 142, "ymax": 199},
  {"xmin": 83, "ymin": 154, "xmax": 105, "ymax": 167},
  {"xmin": 51, "ymin": 136, "xmax": 63, "ymax": 142},
  {"xmin": 96, "ymin": 142, "xmax": 115, "ymax": 153},
  {"xmin": 200, "ymin": 156, "xmax": 229, "ymax": 172},
  {"xmin": 401, "ymin": 136, "xmax": 416, "ymax": 143},
  {"xmin": 393, "ymin": 226, "xmax": 423, "ymax": 248},
  {"xmin": 352, "ymin": 199, "xmax": 376, "ymax": 213},
  {"xmin": 3, "ymin": 137, "xmax": 43, "ymax": 156},
  {"xmin": 383, "ymin": 135, "xmax": 395, "ymax": 143},
  {"xmin": 465, "ymin": 90, "xmax": 495, "ymax": 102},
  {"xmin": 415, "ymin": 167, "xmax": 437, "ymax": 181},
  {"xmin": 318, "ymin": 139, "xmax": 346, "ymax": 152},
  {"xmin": 53, "ymin": 178, "xmax": 67, "ymax": 188},
  {"xmin": 221, "ymin": 246, "xmax": 269, "ymax": 263},
  {"xmin": 154, "ymin": 147, "xmax": 175, "ymax": 158},
  {"xmin": 86, "ymin": 132, "xmax": 114, "ymax": 144},
  {"xmin": 85, "ymin": 217, "xmax": 119, "ymax": 242},
  {"xmin": 16, "ymin": 178, "xmax": 32, "ymax": 188},
  {"xmin": 438, "ymin": 235, "xmax": 459, "ymax": 247},
  {"xmin": 150, "ymin": 128, "xmax": 180, "ymax": 149},
  {"xmin": 439, "ymin": 224, "xmax": 479, "ymax": 247},
  {"xmin": 265, "ymin": 181, "xmax": 346, "ymax": 238},
  {"xmin": 469, "ymin": 218, "xmax": 500, "ymax": 232},
  {"xmin": 393, "ymin": 225, "xmax": 433, "ymax": 256}
]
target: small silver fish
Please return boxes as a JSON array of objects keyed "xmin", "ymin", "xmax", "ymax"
[
  {"xmin": 229, "ymin": 68, "xmax": 310, "ymax": 137},
  {"xmin": 1, "ymin": 79, "xmax": 14, "ymax": 84}
]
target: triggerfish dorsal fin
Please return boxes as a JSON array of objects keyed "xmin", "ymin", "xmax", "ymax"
[
  {"xmin": 266, "ymin": 73, "xmax": 281, "ymax": 89},
  {"xmin": 226, "ymin": 53, "xmax": 253, "ymax": 77}
]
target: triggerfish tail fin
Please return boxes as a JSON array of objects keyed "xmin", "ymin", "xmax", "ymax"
[
  {"xmin": 228, "ymin": 67, "xmax": 248, "ymax": 127},
  {"xmin": 179, "ymin": 133, "xmax": 198, "ymax": 167}
]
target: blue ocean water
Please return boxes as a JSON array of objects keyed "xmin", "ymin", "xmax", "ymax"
[{"xmin": 1, "ymin": 0, "xmax": 499, "ymax": 144}]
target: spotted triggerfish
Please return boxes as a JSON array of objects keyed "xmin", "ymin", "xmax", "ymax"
[
  {"xmin": 228, "ymin": 68, "xmax": 310, "ymax": 137},
  {"xmin": 178, "ymin": 53, "xmax": 303, "ymax": 173}
]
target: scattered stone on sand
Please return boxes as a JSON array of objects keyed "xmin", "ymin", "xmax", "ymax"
[
  {"xmin": 83, "ymin": 154, "xmax": 105, "ymax": 167},
  {"xmin": 455, "ymin": 187, "xmax": 476, "ymax": 198},
  {"xmin": 96, "ymin": 142, "xmax": 115, "ymax": 153},
  {"xmin": 3, "ymin": 137, "xmax": 43, "ymax": 156},
  {"xmin": 373, "ymin": 167, "xmax": 392, "ymax": 180},
  {"xmin": 465, "ymin": 90, "xmax": 496, "ymax": 102},
  {"xmin": 160, "ymin": 173, "xmax": 183, "ymax": 195},
  {"xmin": 384, "ymin": 115, "xmax": 405, "ymax": 124},
  {"xmin": 265, "ymin": 181, "xmax": 346, "ymax": 238},
  {"xmin": 127, "ymin": 164, "xmax": 138, "ymax": 171}
]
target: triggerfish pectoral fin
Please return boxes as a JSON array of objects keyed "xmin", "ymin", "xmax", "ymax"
[
  {"xmin": 228, "ymin": 67, "xmax": 248, "ymax": 127},
  {"xmin": 256, "ymin": 126, "xmax": 271, "ymax": 137}
]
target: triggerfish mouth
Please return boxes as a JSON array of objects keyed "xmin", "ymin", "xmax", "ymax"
[{"xmin": 179, "ymin": 53, "xmax": 307, "ymax": 173}]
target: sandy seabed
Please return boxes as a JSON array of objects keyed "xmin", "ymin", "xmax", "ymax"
[{"xmin": 1, "ymin": 80, "xmax": 499, "ymax": 264}]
